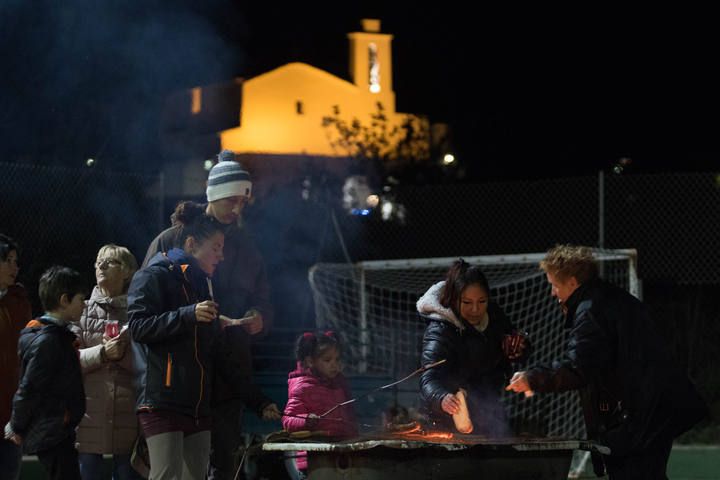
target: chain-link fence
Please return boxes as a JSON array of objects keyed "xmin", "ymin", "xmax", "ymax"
[
  {"xmin": 325, "ymin": 172, "xmax": 720, "ymax": 285},
  {"xmin": 2, "ymin": 164, "xmax": 718, "ymax": 397},
  {"xmin": 0, "ymin": 162, "xmax": 164, "ymax": 312},
  {"xmin": 605, "ymin": 173, "xmax": 720, "ymax": 284}
]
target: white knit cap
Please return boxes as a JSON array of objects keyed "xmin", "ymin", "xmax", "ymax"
[{"xmin": 206, "ymin": 154, "xmax": 252, "ymax": 202}]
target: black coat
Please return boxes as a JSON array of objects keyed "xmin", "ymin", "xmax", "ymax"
[
  {"xmin": 11, "ymin": 317, "xmax": 86, "ymax": 454},
  {"xmin": 143, "ymin": 218, "xmax": 273, "ymax": 405},
  {"xmin": 418, "ymin": 282, "xmax": 517, "ymax": 435},
  {"xmin": 128, "ymin": 252, "xmax": 271, "ymax": 420},
  {"xmin": 526, "ymin": 278, "xmax": 707, "ymax": 456}
]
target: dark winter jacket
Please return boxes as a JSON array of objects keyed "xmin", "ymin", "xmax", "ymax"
[
  {"xmin": 0, "ymin": 284, "xmax": 32, "ymax": 428},
  {"xmin": 143, "ymin": 216, "xmax": 273, "ymax": 405},
  {"xmin": 526, "ymin": 278, "xmax": 708, "ymax": 456},
  {"xmin": 10, "ymin": 316, "xmax": 86, "ymax": 454},
  {"xmin": 128, "ymin": 251, "xmax": 272, "ymax": 421},
  {"xmin": 418, "ymin": 281, "xmax": 520, "ymax": 435}
]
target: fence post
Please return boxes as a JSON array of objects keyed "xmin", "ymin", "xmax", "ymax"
[
  {"xmin": 359, "ymin": 266, "xmax": 368, "ymax": 373},
  {"xmin": 598, "ymin": 170, "xmax": 605, "ymax": 249}
]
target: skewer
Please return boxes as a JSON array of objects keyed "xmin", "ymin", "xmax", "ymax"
[
  {"xmin": 320, "ymin": 359, "xmax": 447, "ymax": 418},
  {"xmin": 281, "ymin": 413, "xmax": 376, "ymax": 429},
  {"xmin": 206, "ymin": 277, "xmax": 215, "ymax": 302}
]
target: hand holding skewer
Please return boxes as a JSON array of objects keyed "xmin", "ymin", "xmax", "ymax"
[{"xmin": 195, "ymin": 300, "xmax": 218, "ymax": 323}]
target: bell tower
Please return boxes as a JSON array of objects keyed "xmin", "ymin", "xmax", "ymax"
[{"xmin": 348, "ymin": 19, "xmax": 394, "ymax": 95}]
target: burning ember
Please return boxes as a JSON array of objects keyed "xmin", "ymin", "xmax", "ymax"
[
  {"xmin": 401, "ymin": 431, "xmax": 455, "ymax": 441},
  {"xmin": 385, "ymin": 421, "xmax": 422, "ymax": 434},
  {"xmin": 385, "ymin": 420, "xmax": 455, "ymax": 441}
]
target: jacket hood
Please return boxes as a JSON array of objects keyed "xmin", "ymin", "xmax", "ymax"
[
  {"xmin": 18, "ymin": 317, "xmax": 71, "ymax": 354},
  {"xmin": 146, "ymin": 250, "xmax": 208, "ymax": 291},
  {"xmin": 416, "ymin": 281, "xmax": 465, "ymax": 331},
  {"xmin": 146, "ymin": 251, "xmax": 174, "ymax": 270},
  {"xmin": 88, "ymin": 285, "xmax": 127, "ymax": 310}
]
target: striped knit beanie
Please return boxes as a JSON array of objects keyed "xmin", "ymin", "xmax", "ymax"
[{"xmin": 206, "ymin": 150, "xmax": 252, "ymax": 202}]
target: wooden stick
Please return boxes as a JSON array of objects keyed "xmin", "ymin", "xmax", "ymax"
[{"xmin": 320, "ymin": 359, "xmax": 447, "ymax": 418}]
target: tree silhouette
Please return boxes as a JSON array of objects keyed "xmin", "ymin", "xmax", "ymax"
[{"xmin": 321, "ymin": 102, "xmax": 430, "ymax": 176}]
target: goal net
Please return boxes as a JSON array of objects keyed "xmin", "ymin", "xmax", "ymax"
[{"xmin": 308, "ymin": 249, "xmax": 639, "ymax": 438}]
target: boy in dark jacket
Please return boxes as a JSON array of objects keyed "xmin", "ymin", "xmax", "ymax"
[{"xmin": 4, "ymin": 266, "xmax": 87, "ymax": 480}]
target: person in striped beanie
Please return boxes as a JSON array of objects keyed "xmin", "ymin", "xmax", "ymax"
[
  {"xmin": 205, "ymin": 150, "xmax": 253, "ymax": 224},
  {"xmin": 142, "ymin": 148, "xmax": 276, "ymax": 480}
]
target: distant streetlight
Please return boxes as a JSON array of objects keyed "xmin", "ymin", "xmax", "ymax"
[
  {"xmin": 442, "ymin": 154, "xmax": 455, "ymax": 166},
  {"xmin": 203, "ymin": 160, "xmax": 214, "ymax": 171},
  {"xmin": 86, "ymin": 158, "xmax": 95, "ymax": 167}
]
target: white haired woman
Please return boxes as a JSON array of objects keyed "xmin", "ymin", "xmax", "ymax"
[{"xmin": 73, "ymin": 244, "xmax": 141, "ymax": 480}]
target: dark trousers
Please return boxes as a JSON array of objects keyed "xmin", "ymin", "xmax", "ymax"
[
  {"xmin": 0, "ymin": 439, "xmax": 22, "ymax": 480},
  {"xmin": 36, "ymin": 436, "xmax": 81, "ymax": 480},
  {"xmin": 207, "ymin": 399, "xmax": 245, "ymax": 480},
  {"xmin": 603, "ymin": 436, "xmax": 674, "ymax": 480}
]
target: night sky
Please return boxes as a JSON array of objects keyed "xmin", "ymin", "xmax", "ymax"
[{"xmin": 2, "ymin": 3, "xmax": 718, "ymax": 180}]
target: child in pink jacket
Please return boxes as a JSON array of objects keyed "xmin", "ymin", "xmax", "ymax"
[{"xmin": 282, "ymin": 331, "xmax": 357, "ymax": 475}]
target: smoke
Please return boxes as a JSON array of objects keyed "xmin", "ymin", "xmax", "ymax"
[
  {"xmin": 467, "ymin": 391, "xmax": 514, "ymax": 438},
  {"xmin": 0, "ymin": 0, "xmax": 247, "ymax": 170}
]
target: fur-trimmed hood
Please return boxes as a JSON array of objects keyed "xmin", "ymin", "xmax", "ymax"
[{"xmin": 416, "ymin": 281, "xmax": 465, "ymax": 331}]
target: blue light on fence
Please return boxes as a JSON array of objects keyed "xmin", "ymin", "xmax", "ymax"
[{"xmin": 351, "ymin": 208, "xmax": 371, "ymax": 216}]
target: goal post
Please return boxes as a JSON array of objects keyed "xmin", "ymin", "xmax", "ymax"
[{"xmin": 308, "ymin": 249, "xmax": 639, "ymax": 438}]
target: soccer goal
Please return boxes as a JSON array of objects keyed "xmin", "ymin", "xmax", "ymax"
[{"xmin": 308, "ymin": 249, "xmax": 639, "ymax": 438}]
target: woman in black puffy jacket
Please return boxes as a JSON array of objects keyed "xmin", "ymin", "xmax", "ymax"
[{"xmin": 418, "ymin": 259, "xmax": 528, "ymax": 436}]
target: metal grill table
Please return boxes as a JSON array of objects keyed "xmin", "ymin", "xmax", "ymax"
[{"xmin": 263, "ymin": 436, "xmax": 609, "ymax": 480}]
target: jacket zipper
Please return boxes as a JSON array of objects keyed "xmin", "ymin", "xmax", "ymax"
[
  {"xmin": 165, "ymin": 352, "xmax": 173, "ymax": 387},
  {"xmin": 194, "ymin": 324, "xmax": 204, "ymax": 424},
  {"xmin": 180, "ymin": 268, "xmax": 204, "ymax": 425}
]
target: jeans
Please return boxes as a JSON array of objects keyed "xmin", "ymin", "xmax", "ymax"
[{"xmin": 145, "ymin": 430, "xmax": 211, "ymax": 480}]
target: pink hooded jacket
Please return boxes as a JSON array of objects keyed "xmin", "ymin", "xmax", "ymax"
[{"xmin": 282, "ymin": 362, "xmax": 358, "ymax": 469}]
